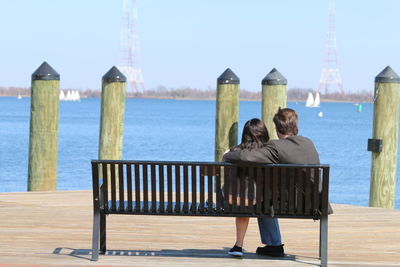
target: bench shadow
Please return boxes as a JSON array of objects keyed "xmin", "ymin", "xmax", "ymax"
[{"xmin": 53, "ymin": 247, "xmax": 320, "ymax": 266}]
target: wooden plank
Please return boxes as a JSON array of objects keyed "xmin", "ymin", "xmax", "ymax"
[
  {"xmin": 2, "ymin": 191, "xmax": 400, "ymax": 266},
  {"xmin": 231, "ymin": 167, "xmax": 238, "ymax": 212},
  {"xmin": 272, "ymin": 167, "xmax": 279, "ymax": 214},
  {"xmin": 313, "ymin": 168, "xmax": 320, "ymax": 214},
  {"xmin": 248, "ymin": 167, "xmax": 255, "ymax": 214}
]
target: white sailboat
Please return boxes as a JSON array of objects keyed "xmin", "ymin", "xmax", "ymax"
[
  {"xmin": 313, "ymin": 92, "xmax": 320, "ymax": 107},
  {"xmin": 305, "ymin": 92, "xmax": 320, "ymax": 108},
  {"xmin": 305, "ymin": 92, "xmax": 314, "ymax": 107},
  {"xmin": 17, "ymin": 93, "xmax": 22, "ymax": 100},
  {"xmin": 60, "ymin": 90, "xmax": 66, "ymax": 101}
]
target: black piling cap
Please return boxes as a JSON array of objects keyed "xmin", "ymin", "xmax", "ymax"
[
  {"xmin": 262, "ymin": 68, "xmax": 287, "ymax": 85},
  {"xmin": 102, "ymin": 66, "xmax": 127, "ymax": 83},
  {"xmin": 217, "ymin": 68, "xmax": 240, "ymax": 84},
  {"xmin": 375, "ymin": 66, "xmax": 400, "ymax": 83},
  {"xmin": 32, "ymin": 61, "xmax": 60, "ymax": 81}
]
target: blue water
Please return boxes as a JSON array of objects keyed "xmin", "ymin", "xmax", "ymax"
[{"xmin": 1, "ymin": 97, "xmax": 399, "ymax": 209}]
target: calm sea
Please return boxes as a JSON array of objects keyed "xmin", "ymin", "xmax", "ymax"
[{"xmin": 1, "ymin": 97, "xmax": 399, "ymax": 209}]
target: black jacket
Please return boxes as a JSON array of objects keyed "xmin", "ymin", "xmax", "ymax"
[{"xmin": 223, "ymin": 135, "xmax": 320, "ymax": 165}]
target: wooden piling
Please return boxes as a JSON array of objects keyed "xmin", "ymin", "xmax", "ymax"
[
  {"xmin": 27, "ymin": 62, "xmax": 60, "ymax": 191},
  {"xmin": 215, "ymin": 68, "xmax": 239, "ymax": 162},
  {"xmin": 369, "ymin": 66, "xmax": 400, "ymax": 209},
  {"xmin": 98, "ymin": 66, "xmax": 126, "ymax": 160},
  {"xmin": 261, "ymin": 68, "xmax": 287, "ymax": 140}
]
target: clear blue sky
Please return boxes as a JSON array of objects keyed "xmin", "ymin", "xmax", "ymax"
[{"xmin": 1, "ymin": 0, "xmax": 399, "ymax": 93}]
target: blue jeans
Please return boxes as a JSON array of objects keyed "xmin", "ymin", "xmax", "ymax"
[{"xmin": 257, "ymin": 217, "xmax": 282, "ymax": 246}]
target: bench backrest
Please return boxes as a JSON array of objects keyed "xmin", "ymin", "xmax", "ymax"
[{"xmin": 92, "ymin": 160, "xmax": 329, "ymax": 219}]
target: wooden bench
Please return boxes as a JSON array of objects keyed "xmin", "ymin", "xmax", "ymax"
[{"xmin": 91, "ymin": 160, "xmax": 330, "ymax": 266}]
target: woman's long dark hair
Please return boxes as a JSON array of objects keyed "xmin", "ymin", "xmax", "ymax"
[{"xmin": 231, "ymin": 118, "xmax": 269, "ymax": 151}]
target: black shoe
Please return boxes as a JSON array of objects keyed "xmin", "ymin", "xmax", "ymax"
[
  {"xmin": 256, "ymin": 244, "xmax": 285, "ymax": 257},
  {"xmin": 228, "ymin": 245, "xmax": 243, "ymax": 257}
]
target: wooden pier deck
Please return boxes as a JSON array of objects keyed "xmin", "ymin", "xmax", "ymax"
[{"xmin": 0, "ymin": 190, "xmax": 399, "ymax": 266}]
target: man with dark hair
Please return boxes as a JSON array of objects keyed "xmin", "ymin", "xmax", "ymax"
[{"xmin": 223, "ymin": 108, "xmax": 320, "ymax": 257}]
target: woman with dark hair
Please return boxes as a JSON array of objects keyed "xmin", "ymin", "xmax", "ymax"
[{"xmin": 222, "ymin": 118, "xmax": 270, "ymax": 257}]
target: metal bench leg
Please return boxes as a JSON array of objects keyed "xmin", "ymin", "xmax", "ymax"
[
  {"xmin": 100, "ymin": 213, "xmax": 106, "ymax": 254},
  {"xmin": 91, "ymin": 211, "xmax": 100, "ymax": 261},
  {"xmin": 319, "ymin": 214, "xmax": 328, "ymax": 267}
]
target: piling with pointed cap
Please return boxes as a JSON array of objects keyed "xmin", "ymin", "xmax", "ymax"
[
  {"xmin": 214, "ymin": 68, "xmax": 240, "ymax": 162},
  {"xmin": 98, "ymin": 66, "xmax": 127, "ymax": 161},
  {"xmin": 261, "ymin": 68, "xmax": 287, "ymax": 140},
  {"xmin": 369, "ymin": 66, "xmax": 400, "ymax": 209},
  {"xmin": 28, "ymin": 61, "xmax": 60, "ymax": 191}
]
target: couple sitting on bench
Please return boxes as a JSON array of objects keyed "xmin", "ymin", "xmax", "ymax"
[{"xmin": 222, "ymin": 107, "xmax": 320, "ymax": 257}]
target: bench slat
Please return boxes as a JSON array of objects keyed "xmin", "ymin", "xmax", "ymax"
[
  {"xmin": 118, "ymin": 163, "xmax": 125, "ymax": 212},
  {"xmin": 256, "ymin": 167, "xmax": 262, "ymax": 214},
  {"xmin": 110, "ymin": 164, "xmax": 117, "ymax": 212},
  {"xmin": 280, "ymin": 168, "xmax": 287, "ymax": 213},
  {"xmin": 126, "ymin": 164, "xmax": 133, "ymax": 212},
  {"xmin": 248, "ymin": 167, "xmax": 255, "ymax": 214},
  {"xmin": 158, "ymin": 164, "xmax": 165, "ymax": 213},
  {"xmin": 199, "ymin": 166, "xmax": 205, "ymax": 213},
  {"xmin": 223, "ymin": 166, "xmax": 230, "ymax": 213},
  {"xmin": 167, "ymin": 165, "xmax": 173, "ymax": 213},
  {"xmin": 313, "ymin": 167, "xmax": 320, "ymax": 215},
  {"xmin": 263, "ymin": 168, "xmax": 271, "ymax": 215},
  {"xmin": 191, "ymin": 165, "xmax": 197, "ymax": 213},
  {"xmin": 296, "ymin": 168, "xmax": 304, "ymax": 215},
  {"xmin": 175, "ymin": 165, "xmax": 181, "ymax": 213},
  {"xmin": 143, "ymin": 164, "xmax": 149, "ymax": 212},
  {"xmin": 288, "ymin": 168, "xmax": 295, "ymax": 214},
  {"xmin": 102, "ymin": 163, "xmax": 109, "ymax": 211},
  {"xmin": 150, "ymin": 164, "xmax": 157, "ymax": 213},
  {"xmin": 134, "ymin": 164, "xmax": 140, "ymax": 212},
  {"xmin": 231, "ymin": 166, "xmax": 238, "ymax": 212},
  {"xmin": 305, "ymin": 167, "xmax": 312, "ymax": 214},
  {"xmin": 207, "ymin": 165, "xmax": 213, "ymax": 214},
  {"xmin": 239, "ymin": 168, "xmax": 246, "ymax": 212},
  {"xmin": 183, "ymin": 165, "xmax": 189, "ymax": 213},
  {"xmin": 272, "ymin": 167, "xmax": 279, "ymax": 215},
  {"xmin": 215, "ymin": 166, "xmax": 222, "ymax": 212}
]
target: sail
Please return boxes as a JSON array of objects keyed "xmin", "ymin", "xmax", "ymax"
[
  {"xmin": 305, "ymin": 92, "xmax": 314, "ymax": 107},
  {"xmin": 60, "ymin": 90, "xmax": 66, "ymax": 101},
  {"xmin": 313, "ymin": 92, "xmax": 320, "ymax": 107}
]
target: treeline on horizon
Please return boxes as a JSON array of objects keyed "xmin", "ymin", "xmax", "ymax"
[{"xmin": 0, "ymin": 86, "xmax": 373, "ymax": 102}]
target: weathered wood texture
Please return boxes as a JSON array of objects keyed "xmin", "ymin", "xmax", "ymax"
[
  {"xmin": 28, "ymin": 80, "xmax": 60, "ymax": 191},
  {"xmin": 370, "ymin": 79, "xmax": 400, "ymax": 208},
  {"xmin": 98, "ymin": 81, "xmax": 126, "ymax": 160},
  {"xmin": 214, "ymin": 83, "xmax": 239, "ymax": 162},
  {"xmin": 0, "ymin": 190, "xmax": 399, "ymax": 266},
  {"xmin": 261, "ymin": 84, "xmax": 287, "ymax": 140}
]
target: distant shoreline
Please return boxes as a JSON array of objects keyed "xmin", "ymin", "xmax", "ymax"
[
  {"xmin": 1, "ymin": 94, "xmax": 370, "ymax": 104},
  {"xmin": 0, "ymin": 86, "xmax": 374, "ymax": 103}
]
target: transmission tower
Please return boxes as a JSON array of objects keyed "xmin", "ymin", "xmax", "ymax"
[
  {"xmin": 119, "ymin": 0, "xmax": 145, "ymax": 92},
  {"xmin": 317, "ymin": 0, "xmax": 345, "ymax": 94}
]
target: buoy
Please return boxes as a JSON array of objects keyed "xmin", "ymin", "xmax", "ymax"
[{"xmin": 318, "ymin": 111, "xmax": 323, "ymax": 117}]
